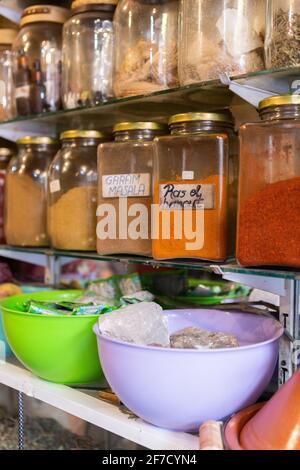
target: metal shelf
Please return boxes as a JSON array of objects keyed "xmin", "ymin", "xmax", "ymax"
[
  {"xmin": 0, "ymin": 360, "xmax": 198, "ymax": 450},
  {"xmin": 0, "ymin": 245, "xmax": 299, "ymax": 281},
  {"xmin": 0, "ymin": 66, "xmax": 299, "ymax": 141}
]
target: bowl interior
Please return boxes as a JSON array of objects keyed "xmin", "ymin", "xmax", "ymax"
[
  {"xmin": 166, "ymin": 309, "xmax": 283, "ymax": 348},
  {"xmin": 96, "ymin": 308, "xmax": 283, "ymax": 350}
]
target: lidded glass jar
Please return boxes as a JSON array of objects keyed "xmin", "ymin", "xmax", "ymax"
[
  {"xmin": 62, "ymin": 0, "xmax": 117, "ymax": 109},
  {"xmin": 0, "ymin": 29, "xmax": 17, "ymax": 121},
  {"xmin": 97, "ymin": 121, "xmax": 167, "ymax": 256},
  {"xmin": 113, "ymin": 0, "xmax": 179, "ymax": 98},
  {"xmin": 237, "ymin": 95, "xmax": 300, "ymax": 268},
  {"xmin": 153, "ymin": 112, "xmax": 238, "ymax": 261},
  {"xmin": 0, "ymin": 147, "xmax": 14, "ymax": 244},
  {"xmin": 265, "ymin": 0, "xmax": 300, "ymax": 68},
  {"xmin": 5, "ymin": 136, "xmax": 58, "ymax": 247},
  {"xmin": 13, "ymin": 5, "xmax": 70, "ymax": 116},
  {"xmin": 48, "ymin": 130, "xmax": 110, "ymax": 251},
  {"xmin": 179, "ymin": 0, "xmax": 265, "ymax": 85}
]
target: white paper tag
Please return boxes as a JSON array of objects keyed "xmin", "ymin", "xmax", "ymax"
[
  {"xmin": 50, "ymin": 179, "xmax": 61, "ymax": 194},
  {"xmin": 15, "ymin": 85, "xmax": 30, "ymax": 100},
  {"xmin": 159, "ymin": 183, "xmax": 215, "ymax": 210},
  {"xmin": 102, "ymin": 173, "xmax": 151, "ymax": 198},
  {"xmin": 182, "ymin": 171, "xmax": 194, "ymax": 180}
]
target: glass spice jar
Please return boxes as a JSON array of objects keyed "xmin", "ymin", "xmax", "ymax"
[
  {"xmin": 0, "ymin": 29, "xmax": 17, "ymax": 121},
  {"xmin": 97, "ymin": 122, "xmax": 167, "ymax": 256},
  {"xmin": 48, "ymin": 130, "xmax": 110, "ymax": 251},
  {"xmin": 13, "ymin": 5, "xmax": 70, "ymax": 116},
  {"xmin": 113, "ymin": 0, "xmax": 179, "ymax": 98},
  {"xmin": 5, "ymin": 137, "xmax": 58, "ymax": 247},
  {"xmin": 178, "ymin": 0, "xmax": 265, "ymax": 85},
  {"xmin": 62, "ymin": 0, "xmax": 117, "ymax": 109},
  {"xmin": 153, "ymin": 112, "xmax": 238, "ymax": 261},
  {"xmin": 0, "ymin": 147, "xmax": 14, "ymax": 244},
  {"xmin": 237, "ymin": 95, "xmax": 300, "ymax": 268},
  {"xmin": 265, "ymin": 0, "xmax": 300, "ymax": 68}
]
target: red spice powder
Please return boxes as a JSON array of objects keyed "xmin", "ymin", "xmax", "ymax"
[{"xmin": 237, "ymin": 177, "xmax": 300, "ymax": 268}]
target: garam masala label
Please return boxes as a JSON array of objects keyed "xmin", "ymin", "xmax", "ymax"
[
  {"xmin": 159, "ymin": 183, "xmax": 216, "ymax": 210},
  {"xmin": 102, "ymin": 173, "xmax": 151, "ymax": 198}
]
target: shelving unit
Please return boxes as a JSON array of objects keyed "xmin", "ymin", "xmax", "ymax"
[{"xmin": 0, "ymin": 360, "xmax": 198, "ymax": 450}]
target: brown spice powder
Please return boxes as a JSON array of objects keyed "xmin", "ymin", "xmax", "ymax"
[{"xmin": 97, "ymin": 197, "xmax": 152, "ymax": 256}]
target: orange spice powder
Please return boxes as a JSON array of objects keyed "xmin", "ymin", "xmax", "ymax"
[{"xmin": 152, "ymin": 174, "xmax": 228, "ymax": 261}]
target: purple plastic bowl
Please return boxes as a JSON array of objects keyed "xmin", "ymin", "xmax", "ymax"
[{"xmin": 93, "ymin": 309, "xmax": 283, "ymax": 432}]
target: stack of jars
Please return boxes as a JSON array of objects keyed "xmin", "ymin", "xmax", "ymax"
[
  {"xmin": 3, "ymin": 110, "xmax": 238, "ymax": 263},
  {"xmin": 2, "ymin": 0, "xmax": 300, "ymax": 120},
  {"xmin": 96, "ymin": 113, "xmax": 238, "ymax": 261}
]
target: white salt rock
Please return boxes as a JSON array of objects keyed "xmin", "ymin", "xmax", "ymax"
[{"xmin": 98, "ymin": 302, "xmax": 170, "ymax": 347}]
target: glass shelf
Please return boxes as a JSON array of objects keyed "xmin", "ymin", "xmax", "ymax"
[
  {"xmin": 0, "ymin": 245, "xmax": 299, "ymax": 280},
  {"xmin": 0, "ymin": 66, "xmax": 300, "ymax": 141}
]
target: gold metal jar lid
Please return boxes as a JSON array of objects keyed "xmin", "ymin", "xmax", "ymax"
[
  {"xmin": 113, "ymin": 122, "xmax": 166, "ymax": 133},
  {"xmin": 259, "ymin": 95, "xmax": 300, "ymax": 110},
  {"xmin": 60, "ymin": 130, "xmax": 108, "ymax": 140},
  {"xmin": 17, "ymin": 136, "xmax": 58, "ymax": 145},
  {"xmin": 72, "ymin": 0, "xmax": 118, "ymax": 9},
  {"xmin": 0, "ymin": 29, "xmax": 18, "ymax": 45},
  {"xmin": 20, "ymin": 5, "xmax": 70, "ymax": 27},
  {"xmin": 169, "ymin": 112, "xmax": 234, "ymax": 126}
]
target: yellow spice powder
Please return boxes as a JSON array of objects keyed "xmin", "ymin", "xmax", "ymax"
[
  {"xmin": 5, "ymin": 173, "xmax": 48, "ymax": 247},
  {"xmin": 49, "ymin": 186, "xmax": 97, "ymax": 251}
]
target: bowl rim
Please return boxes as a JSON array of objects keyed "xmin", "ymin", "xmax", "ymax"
[
  {"xmin": 0, "ymin": 290, "xmax": 102, "ymax": 319},
  {"xmin": 93, "ymin": 309, "xmax": 284, "ymax": 353}
]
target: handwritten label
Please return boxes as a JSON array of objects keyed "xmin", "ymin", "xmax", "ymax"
[
  {"xmin": 50, "ymin": 180, "xmax": 61, "ymax": 193},
  {"xmin": 159, "ymin": 183, "xmax": 215, "ymax": 210},
  {"xmin": 102, "ymin": 173, "xmax": 151, "ymax": 198},
  {"xmin": 15, "ymin": 85, "xmax": 30, "ymax": 100}
]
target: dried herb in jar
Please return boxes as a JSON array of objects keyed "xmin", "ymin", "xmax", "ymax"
[{"xmin": 267, "ymin": 8, "xmax": 300, "ymax": 68}]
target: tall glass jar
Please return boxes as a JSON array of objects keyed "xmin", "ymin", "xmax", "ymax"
[
  {"xmin": 0, "ymin": 29, "xmax": 17, "ymax": 121},
  {"xmin": 5, "ymin": 137, "xmax": 58, "ymax": 247},
  {"xmin": 114, "ymin": 0, "xmax": 179, "ymax": 98},
  {"xmin": 0, "ymin": 147, "xmax": 14, "ymax": 244},
  {"xmin": 48, "ymin": 130, "xmax": 110, "ymax": 251},
  {"xmin": 237, "ymin": 95, "xmax": 300, "ymax": 268},
  {"xmin": 153, "ymin": 112, "xmax": 238, "ymax": 261},
  {"xmin": 179, "ymin": 0, "xmax": 265, "ymax": 85},
  {"xmin": 97, "ymin": 122, "xmax": 166, "ymax": 256},
  {"xmin": 13, "ymin": 5, "xmax": 70, "ymax": 116},
  {"xmin": 265, "ymin": 0, "xmax": 300, "ymax": 68},
  {"xmin": 62, "ymin": 1, "xmax": 116, "ymax": 109}
]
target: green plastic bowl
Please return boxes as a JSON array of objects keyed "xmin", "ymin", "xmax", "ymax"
[{"xmin": 1, "ymin": 290, "xmax": 103, "ymax": 385}]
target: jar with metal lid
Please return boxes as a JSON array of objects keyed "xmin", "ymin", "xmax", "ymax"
[
  {"xmin": 97, "ymin": 122, "xmax": 167, "ymax": 256},
  {"xmin": 178, "ymin": 0, "xmax": 265, "ymax": 85},
  {"xmin": 113, "ymin": 0, "xmax": 179, "ymax": 98},
  {"xmin": 5, "ymin": 137, "xmax": 58, "ymax": 247},
  {"xmin": 0, "ymin": 147, "xmax": 14, "ymax": 244},
  {"xmin": 48, "ymin": 130, "xmax": 110, "ymax": 251},
  {"xmin": 237, "ymin": 95, "xmax": 300, "ymax": 268},
  {"xmin": 13, "ymin": 5, "xmax": 70, "ymax": 116},
  {"xmin": 0, "ymin": 29, "xmax": 17, "ymax": 121},
  {"xmin": 62, "ymin": 1, "xmax": 117, "ymax": 109},
  {"xmin": 153, "ymin": 112, "xmax": 238, "ymax": 261},
  {"xmin": 265, "ymin": 0, "xmax": 300, "ymax": 69}
]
